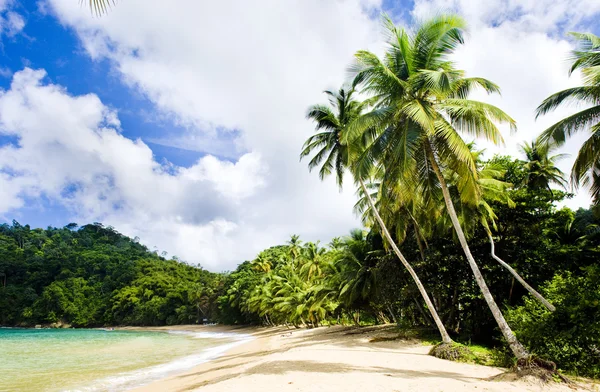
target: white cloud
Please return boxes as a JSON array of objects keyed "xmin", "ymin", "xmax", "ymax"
[
  {"xmin": 0, "ymin": 68, "xmax": 269, "ymax": 269},
  {"xmin": 0, "ymin": 1, "xmax": 25, "ymax": 38},
  {"xmin": 5, "ymin": 11, "xmax": 24, "ymax": 35},
  {"xmin": 412, "ymin": 0, "xmax": 600, "ymax": 32}
]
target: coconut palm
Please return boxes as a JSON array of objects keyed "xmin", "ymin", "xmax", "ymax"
[
  {"xmin": 335, "ymin": 230, "xmax": 382, "ymax": 308},
  {"xmin": 301, "ymin": 88, "xmax": 367, "ymax": 188},
  {"xmin": 251, "ymin": 254, "xmax": 272, "ymax": 273},
  {"xmin": 536, "ymin": 32, "xmax": 600, "ymax": 206},
  {"xmin": 287, "ymin": 235, "xmax": 303, "ymax": 262},
  {"xmin": 349, "ymin": 15, "xmax": 529, "ymax": 359},
  {"xmin": 381, "ymin": 143, "xmax": 555, "ymax": 312},
  {"xmin": 354, "ymin": 177, "xmax": 432, "ymax": 263},
  {"xmin": 520, "ymin": 139, "xmax": 567, "ymax": 193},
  {"xmin": 302, "ymin": 86, "xmax": 453, "ymax": 343},
  {"xmin": 299, "ymin": 242, "xmax": 326, "ymax": 280}
]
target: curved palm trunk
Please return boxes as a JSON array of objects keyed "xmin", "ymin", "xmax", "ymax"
[
  {"xmin": 424, "ymin": 143, "xmax": 529, "ymax": 359},
  {"xmin": 359, "ymin": 178, "xmax": 453, "ymax": 344},
  {"xmin": 409, "ymin": 213, "xmax": 428, "ymax": 263},
  {"xmin": 487, "ymin": 232, "xmax": 555, "ymax": 312}
]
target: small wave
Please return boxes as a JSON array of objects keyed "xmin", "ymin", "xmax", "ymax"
[
  {"xmin": 66, "ymin": 332, "xmax": 253, "ymax": 392},
  {"xmin": 167, "ymin": 330, "xmax": 252, "ymax": 340}
]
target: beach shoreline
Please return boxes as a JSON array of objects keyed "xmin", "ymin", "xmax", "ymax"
[
  {"xmin": 128, "ymin": 325, "xmax": 593, "ymax": 392},
  {"xmin": 127, "ymin": 324, "xmax": 289, "ymax": 392}
]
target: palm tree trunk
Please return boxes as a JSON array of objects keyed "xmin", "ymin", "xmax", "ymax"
[
  {"xmin": 387, "ymin": 303, "xmax": 398, "ymax": 324},
  {"xmin": 413, "ymin": 296, "xmax": 433, "ymax": 327},
  {"xmin": 408, "ymin": 212, "xmax": 428, "ymax": 262},
  {"xmin": 414, "ymin": 226, "xmax": 427, "ymax": 263},
  {"xmin": 487, "ymin": 231, "xmax": 555, "ymax": 311},
  {"xmin": 359, "ymin": 178, "xmax": 453, "ymax": 344},
  {"xmin": 424, "ymin": 143, "xmax": 529, "ymax": 359}
]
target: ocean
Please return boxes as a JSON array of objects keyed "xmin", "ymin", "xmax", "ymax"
[{"xmin": 0, "ymin": 328, "xmax": 250, "ymax": 391}]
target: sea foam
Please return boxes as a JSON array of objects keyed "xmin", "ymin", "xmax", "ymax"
[{"xmin": 66, "ymin": 330, "xmax": 253, "ymax": 392}]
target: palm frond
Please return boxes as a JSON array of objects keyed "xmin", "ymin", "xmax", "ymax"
[
  {"xmin": 535, "ymin": 87, "xmax": 600, "ymax": 118},
  {"xmin": 82, "ymin": 0, "xmax": 116, "ymax": 16},
  {"xmin": 571, "ymin": 125, "xmax": 600, "ymax": 189},
  {"xmin": 439, "ymin": 99, "xmax": 515, "ymax": 144},
  {"xmin": 538, "ymin": 105, "xmax": 600, "ymax": 146}
]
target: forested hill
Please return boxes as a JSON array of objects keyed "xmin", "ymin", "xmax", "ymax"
[{"xmin": 0, "ymin": 222, "xmax": 222, "ymax": 327}]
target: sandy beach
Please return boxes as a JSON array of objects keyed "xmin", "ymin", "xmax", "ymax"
[{"xmin": 127, "ymin": 325, "xmax": 595, "ymax": 392}]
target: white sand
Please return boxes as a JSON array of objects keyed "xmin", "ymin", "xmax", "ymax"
[{"xmin": 132, "ymin": 325, "xmax": 596, "ymax": 392}]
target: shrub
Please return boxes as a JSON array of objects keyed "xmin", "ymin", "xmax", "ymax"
[{"xmin": 506, "ymin": 265, "xmax": 600, "ymax": 378}]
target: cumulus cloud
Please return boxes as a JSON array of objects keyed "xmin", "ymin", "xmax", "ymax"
[{"xmin": 0, "ymin": 68, "xmax": 268, "ymax": 269}]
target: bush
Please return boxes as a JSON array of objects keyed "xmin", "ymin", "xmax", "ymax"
[{"xmin": 506, "ymin": 265, "xmax": 600, "ymax": 378}]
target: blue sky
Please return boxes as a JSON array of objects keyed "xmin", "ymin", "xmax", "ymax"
[
  {"xmin": 0, "ymin": 0, "xmax": 232, "ymax": 227},
  {"xmin": 1, "ymin": 0, "xmax": 207, "ymax": 167},
  {"xmin": 0, "ymin": 0, "xmax": 599, "ymax": 269}
]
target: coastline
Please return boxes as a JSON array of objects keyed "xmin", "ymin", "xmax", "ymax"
[
  {"xmin": 131, "ymin": 325, "xmax": 593, "ymax": 392},
  {"xmin": 126, "ymin": 324, "xmax": 288, "ymax": 392}
]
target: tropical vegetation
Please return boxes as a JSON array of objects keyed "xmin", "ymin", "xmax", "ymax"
[
  {"xmin": 5, "ymin": 9, "xmax": 600, "ymax": 379},
  {"xmin": 537, "ymin": 32, "xmax": 600, "ymax": 209},
  {"xmin": 3, "ymin": 153, "xmax": 599, "ymax": 376}
]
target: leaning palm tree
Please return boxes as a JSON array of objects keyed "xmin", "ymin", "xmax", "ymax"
[
  {"xmin": 348, "ymin": 15, "xmax": 529, "ymax": 360},
  {"xmin": 456, "ymin": 149, "xmax": 557, "ymax": 312},
  {"xmin": 302, "ymin": 86, "xmax": 453, "ymax": 344},
  {"xmin": 536, "ymin": 32, "xmax": 600, "ymax": 206},
  {"xmin": 520, "ymin": 139, "xmax": 567, "ymax": 194},
  {"xmin": 385, "ymin": 144, "xmax": 556, "ymax": 312}
]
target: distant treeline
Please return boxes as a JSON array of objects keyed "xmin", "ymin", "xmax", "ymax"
[
  {"xmin": 1, "ymin": 156, "xmax": 599, "ymax": 376},
  {"xmin": 0, "ymin": 222, "xmax": 222, "ymax": 327}
]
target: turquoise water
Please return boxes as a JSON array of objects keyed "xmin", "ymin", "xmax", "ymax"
[{"xmin": 0, "ymin": 328, "xmax": 248, "ymax": 391}]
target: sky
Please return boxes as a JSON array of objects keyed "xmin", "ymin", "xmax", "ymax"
[{"xmin": 0, "ymin": 0, "xmax": 599, "ymax": 271}]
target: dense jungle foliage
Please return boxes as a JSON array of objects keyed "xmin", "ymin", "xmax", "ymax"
[{"xmin": 0, "ymin": 222, "xmax": 222, "ymax": 327}]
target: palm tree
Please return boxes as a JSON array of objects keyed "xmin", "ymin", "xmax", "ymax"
[
  {"xmin": 251, "ymin": 254, "xmax": 272, "ymax": 273},
  {"xmin": 383, "ymin": 143, "xmax": 555, "ymax": 312},
  {"xmin": 536, "ymin": 32, "xmax": 600, "ymax": 206},
  {"xmin": 302, "ymin": 86, "xmax": 453, "ymax": 344},
  {"xmin": 349, "ymin": 15, "xmax": 529, "ymax": 359},
  {"xmin": 335, "ymin": 230, "xmax": 381, "ymax": 309},
  {"xmin": 329, "ymin": 236, "xmax": 344, "ymax": 249},
  {"xmin": 301, "ymin": 88, "xmax": 366, "ymax": 188},
  {"xmin": 286, "ymin": 235, "xmax": 303, "ymax": 265},
  {"xmin": 520, "ymin": 139, "xmax": 567, "ymax": 194},
  {"xmin": 299, "ymin": 242, "xmax": 326, "ymax": 280}
]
